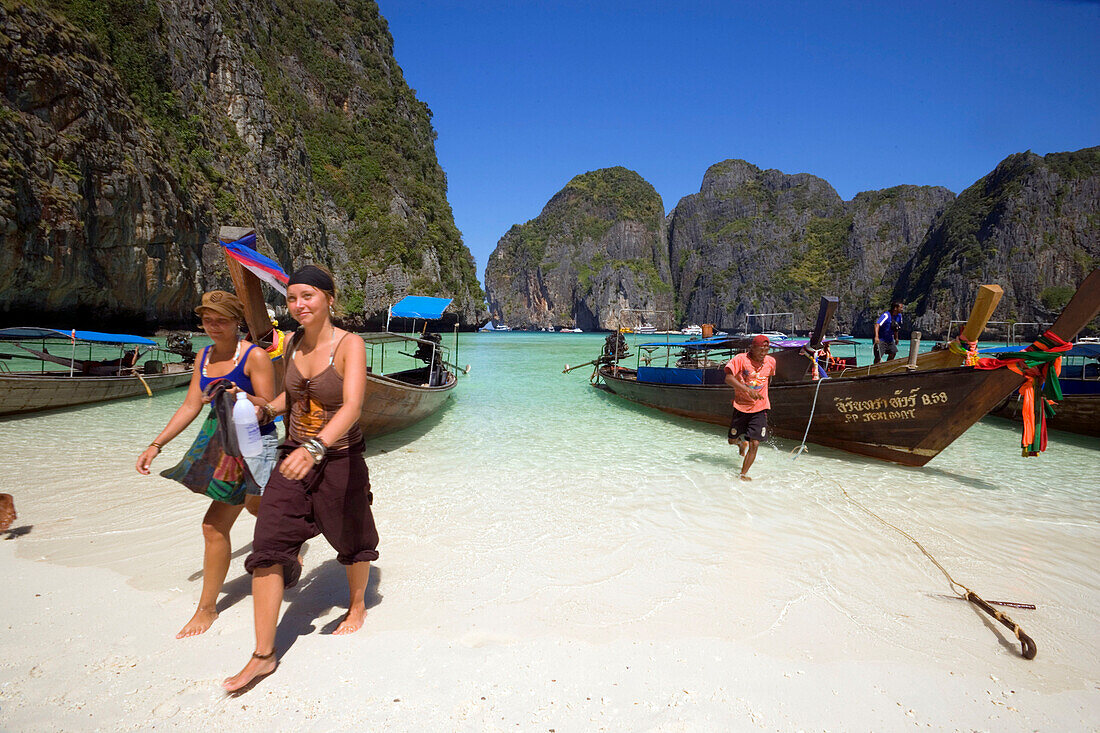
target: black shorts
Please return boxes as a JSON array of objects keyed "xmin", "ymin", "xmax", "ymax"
[
  {"xmin": 874, "ymin": 341, "xmax": 898, "ymax": 360},
  {"xmin": 729, "ymin": 408, "xmax": 768, "ymax": 442}
]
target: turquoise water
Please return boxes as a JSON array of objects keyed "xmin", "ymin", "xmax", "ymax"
[{"xmin": 2, "ymin": 331, "xmax": 1098, "ymax": 675}]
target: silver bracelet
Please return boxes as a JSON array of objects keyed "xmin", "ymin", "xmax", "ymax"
[{"xmin": 302, "ymin": 438, "xmax": 327, "ymax": 464}]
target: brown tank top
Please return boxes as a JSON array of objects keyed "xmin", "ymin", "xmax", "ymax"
[{"xmin": 284, "ymin": 331, "xmax": 362, "ymax": 450}]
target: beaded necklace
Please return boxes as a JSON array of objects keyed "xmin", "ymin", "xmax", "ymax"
[{"xmin": 201, "ymin": 340, "xmax": 243, "ymax": 378}]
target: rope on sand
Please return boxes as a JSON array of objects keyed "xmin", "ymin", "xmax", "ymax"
[
  {"xmin": 812, "ymin": 468, "xmax": 1037, "ymax": 660},
  {"xmin": 785, "ymin": 347, "xmax": 1037, "ymax": 658}
]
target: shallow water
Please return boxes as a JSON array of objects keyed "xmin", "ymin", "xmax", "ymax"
[{"xmin": 2, "ymin": 332, "xmax": 1097, "ymax": 683}]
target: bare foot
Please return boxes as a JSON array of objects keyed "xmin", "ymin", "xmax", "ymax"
[
  {"xmin": 740, "ymin": 473, "xmax": 752, "ymax": 481},
  {"xmin": 222, "ymin": 652, "xmax": 277, "ymax": 692},
  {"xmin": 0, "ymin": 493, "xmax": 15, "ymax": 531},
  {"xmin": 332, "ymin": 606, "xmax": 367, "ymax": 635},
  {"xmin": 176, "ymin": 608, "xmax": 218, "ymax": 639},
  {"xmin": 737, "ymin": 440, "xmax": 748, "ymax": 457}
]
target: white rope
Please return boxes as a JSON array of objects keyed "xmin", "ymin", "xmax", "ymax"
[{"xmin": 792, "ymin": 350, "xmax": 827, "ymax": 459}]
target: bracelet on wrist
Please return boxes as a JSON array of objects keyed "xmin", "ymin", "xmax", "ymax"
[
  {"xmin": 302, "ymin": 438, "xmax": 327, "ymax": 464},
  {"xmin": 149, "ymin": 441, "xmax": 163, "ymax": 452}
]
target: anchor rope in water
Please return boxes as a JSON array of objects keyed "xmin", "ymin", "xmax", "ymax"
[{"xmin": 804, "ymin": 466, "xmax": 1038, "ymax": 660}]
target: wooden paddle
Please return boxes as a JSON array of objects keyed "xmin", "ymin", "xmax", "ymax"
[{"xmin": 219, "ymin": 226, "xmax": 274, "ymax": 346}]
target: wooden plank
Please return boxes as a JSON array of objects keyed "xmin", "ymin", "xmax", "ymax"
[
  {"xmin": 1043, "ymin": 268, "xmax": 1100, "ymax": 343},
  {"xmin": 959, "ymin": 284, "xmax": 1004, "ymax": 344},
  {"xmin": 809, "ymin": 295, "xmax": 839, "ymax": 348},
  {"xmin": 773, "ymin": 296, "xmax": 837, "ymax": 383}
]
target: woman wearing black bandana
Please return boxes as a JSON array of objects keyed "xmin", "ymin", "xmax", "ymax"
[{"xmin": 223, "ymin": 264, "xmax": 379, "ymax": 692}]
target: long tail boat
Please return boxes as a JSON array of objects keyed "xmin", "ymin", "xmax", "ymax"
[
  {"xmin": 0, "ymin": 328, "xmax": 193, "ymax": 416},
  {"xmin": 218, "ymin": 227, "xmax": 459, "ymax": 440},
  {"xmin": 589, "ymin": 269, "xmax": 1100, "ymax": 466}
]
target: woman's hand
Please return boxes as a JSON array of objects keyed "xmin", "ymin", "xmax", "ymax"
[
  {"xmin": 136, "ymin": 445, "xmax": 160, "ymax": 475},
  {"xmin": 202, "ymin": 383, "xmax": 239, "ymax": 404},
  {"xmin": 278, "ymin": 447, "xmax": 316, "ymax": 481}
]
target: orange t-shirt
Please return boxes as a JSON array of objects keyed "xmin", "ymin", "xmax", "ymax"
[{"xmin": 724, "ymin": 352, "xmax": 776, "ymax": 413}]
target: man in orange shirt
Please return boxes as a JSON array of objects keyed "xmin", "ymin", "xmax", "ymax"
[{"xmin": 723, "ymin": 334, "xmax": 776, "ymax": 481}]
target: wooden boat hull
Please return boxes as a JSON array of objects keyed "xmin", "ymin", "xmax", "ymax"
[
  {"xmin": 990, "ymin": 393, "xmax": 1100, "ymax": 438},
  {"xmin": 0, "ymin": 369, "xmax": 193, "ymax": 417},
  {"xmin": 598, "ymin": 365, "xmax": 1024, "ymax": 466},
  {"xmin": 358, "ymin": 366, "xmax": 457, "ymax": 439}
]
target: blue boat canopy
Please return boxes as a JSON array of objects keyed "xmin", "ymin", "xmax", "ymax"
[
  {"xmin": 0, "ymin": 327, "xmax": 156, "ymax": 345},
  {"xmin": 637, "ymin": 336, "xmax": 738, "ymax": 350},
  {"xmin": 389, "ymin": 296, "xmax": 452, "ymax": 320},
  {"xmin": 981, "ymin": 343, "xmax": 1100, "ymax": 358}
]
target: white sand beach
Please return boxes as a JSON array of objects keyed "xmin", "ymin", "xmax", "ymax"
[
  {"xmin": 1, "ymin": 354, "xmax": 1098, "ymax": 731},
  {"xmin": 2, "ymin": 528, "xmax": 1096, "ymax": 732}
]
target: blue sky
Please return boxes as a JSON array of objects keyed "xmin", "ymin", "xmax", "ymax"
[{"xmin": 377, "ymin": 0, "xmax": 1100, "ymax": 284}]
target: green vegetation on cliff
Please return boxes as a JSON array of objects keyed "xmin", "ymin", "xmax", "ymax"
[
  {"xmin": 909, "ymin": 148, "xmax": 1100, "ymax": 288},
  {"xmin": 36, "ymin": 0, "xmax": 188, "ymax": 138},
  {"xmin": 33, "ymin": 0, "xmax": 481, "ymax": 306},
  {"xmin": 508, "ymin": 167, "xmax": 664, "ymax": 266},
  {"xmin": 226, "ymin": 0, "xmax": 479, "ymax": 297},
  {"xmin": 561, "ymin": 167, "xmax": 665, "ymax": 229},
  {"xmin": 775, "ymin": 215, "xmax": 854, "ymax": 305}
]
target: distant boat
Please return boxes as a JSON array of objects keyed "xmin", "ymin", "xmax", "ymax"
[
  {"xmin": 757, "ymin": 330, "xmax": 788, "ymax": 341},
  {"xmin": 635, "ymin": 323, "xmax": 657, "ymax": 335},
  {"xmin": 0, "ymin": 327, "xmax": 193, "ymax": 416},
  {"xmin": 681, "ymin": 324, "xmax": 703, "ymax": 336},
  {"xmin": 560, "ymin": 327, "xmax": 583, "ymax": 333},
  {"xmin": 834, "ymin": 333, "xmax": 854, "ymax": 340}
]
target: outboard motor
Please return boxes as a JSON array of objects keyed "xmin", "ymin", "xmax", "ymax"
[
  {"xmin": 165, "ymin": 333, "xmax": 196, "ymax": 365},
  {"xmin": 414, "ymin": 332, "xmax": 443, "ymax": 385},
  {"xmin": 601, "ymin": 332, "xmax": 628, "ymax": 362}
]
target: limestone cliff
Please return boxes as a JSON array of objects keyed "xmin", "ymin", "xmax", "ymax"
[
  {"xmin": 894, "ymin": 147, "xmax": 1100, "ymax": 336},
  {"xmin": 844, "ymin": 185, "xmax": 956, "ymax": 334},
  {"xmin": 484, "ymin": 167, "xmax": 671, "ymax": 330},
  {"xmin": 487, "ymin": 159, "xmax": 954, "ymax": 334},
  {"xmin": 667, "ymin": 160, "xmax": 847, "ymax": 331},
  {"xmin": 666, "ymin": 163, "xmax": 955, "ymax": 335},
  {"xmin": 0, "ymin": 0, "xmax": 485, "ymax": 330}
]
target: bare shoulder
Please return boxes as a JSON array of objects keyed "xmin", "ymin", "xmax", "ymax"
[
  {"xmin": 244, "ymin": 341, "xmax": 272, "ymax": 366},
  {"xmin": 336, "ymin": 329, "xmax": 365, "ymax": 350},
  {"xmin": 335, "ymin": 329, "xmax": 365, "ymax": 362}
]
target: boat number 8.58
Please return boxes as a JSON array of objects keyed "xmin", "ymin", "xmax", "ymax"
[{"xmin": 921, "ymin": 391, "xmax": 948, "ymax": 405}]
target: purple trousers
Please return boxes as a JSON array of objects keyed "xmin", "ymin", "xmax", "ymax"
[{"xmin": 245, "ymin": 443, "xmax": 379, "ymax": 588}]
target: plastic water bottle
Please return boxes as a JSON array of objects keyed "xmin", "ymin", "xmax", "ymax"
[{"xmin": 232, "ymin": 391, "xmax": 262, "ymax": 457}]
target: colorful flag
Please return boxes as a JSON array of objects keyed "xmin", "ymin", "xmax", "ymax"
[{"xmin": 219, "ymin": 232, "xmax": 289, "ymax": 294}]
